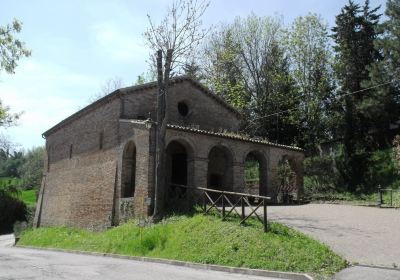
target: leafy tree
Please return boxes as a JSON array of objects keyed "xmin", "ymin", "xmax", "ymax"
[
  {"xmin": 0, "ymin": 182, "xmax": 27, "ymax": 234},
  {"xmin": 0, "ymin": 98, "xmax": 21, "ymax": 127},
  {"xmin": 0, "ymin": 19, "xmax": 29, "ymax": 128},
  {"xmin": 202, "ymin": 24, "xmax": 248, "ymax": 109},
  {"xmin": 286, "ymin": 14, "xmax": 334, "ymax": 153},
  {"xmin": 0, "ymin": 150, "xmax": 24, "ymax": 178},
  {"xmin": 202, "ymin": 15, "xmax": 300, "ymax": 145},
  {"xmin": 19, "ymin": 146, "xmax": 45, "ymax": 190},
  {"xmin": 182, "ymin": 59, "xmax": 204, "ymax": 81},
  {"xmin": 0, "ymin": 19, "xmax": 31, "ymax": 75},
  {"xmin": 331, "ymin": 0, "xmax": 382, "ymax": 192},
  {"xmin": 361, "ymin": 0, "xmax": 400, "ymax": 148}
]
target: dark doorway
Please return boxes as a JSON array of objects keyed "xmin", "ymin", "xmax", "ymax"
[
  {"xmin": 207, "ymin": 146, "xmax": 233, "ymax": 191},
  {"xmin": 166, "ymin": 141, "xmax": 189, "ymax": 187},
  {"xmin": 171, "ymin": 153, "xmax": 187, "ymax": 185},
  {"xmin": 121, "ymin": 141, "xmax": 136, "ymax": 198}
]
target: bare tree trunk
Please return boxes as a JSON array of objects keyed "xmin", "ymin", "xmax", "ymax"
[{"xmin": 153, "ymin": 49, "xmax": 173, "ymax": 219}]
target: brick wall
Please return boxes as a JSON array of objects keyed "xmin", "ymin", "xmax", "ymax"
[{"xmin": 36, "ymin": 98, "xmax": 121, "ymax": 230}]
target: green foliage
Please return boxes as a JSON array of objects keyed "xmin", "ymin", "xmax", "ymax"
[
  {"xmin": 285, "ymin": 13, "xmax": 334, "ymax": 152},
  {"xmin": 277, "ymin": 158, "xmax": 295, "ymax": 189},
  {"xmin": 0, "ymin": 183, "xmax": 27, "ymax": 234},
  {"xmin": 365, "ymin": 149, "xmax": 400, "ymax": 190},
  {"xmin": 21, "ymin": 189, "xmax": 37, "ymax": 206},
  {"xmin": 361, "ymin": 0, "xmax": 400, "ymax": 148},
  {"xmin": 19, "ymin": 214, "xmax": 347, "ymax": 278},
  {"xmin": 304, "ymin": 155, "xmax": 340, "ymax": 196},
  {"xmin": 0, "ymin": 19, "xmax": 31, "ymax": 75},
  {"xmin": 245, "ymin": 159, "xmax": 259, "ymax": 181},
  {"xmin": 331, "ymin": 0, "xmax": 382, "ymax": 192},
  {"xmin": 0, "ymin": 149, "xmax": 25, "ymax": 177},
  {"xmin": 394, "ymin": 135, "xmax": 400, "ymax": 173},
  {"xmin": 0, "ymin": 99, "xmax": 21, "ymax": 127},
  {"xmin": 304, "ymin": 148, "xmax": 400, "ymax": 197},
  {"xmin": 18, "ymin": 146, "xmax": 44, "ymax": 190}
]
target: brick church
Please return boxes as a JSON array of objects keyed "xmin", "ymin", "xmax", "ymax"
[{"xmin": 34, "ymin": 76, "xmax": 304, "ymax": 230}]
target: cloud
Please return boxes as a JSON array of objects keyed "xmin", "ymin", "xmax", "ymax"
[{"xmin": 90, "ymin": 22, "xmax": 148, "ymax": 61}]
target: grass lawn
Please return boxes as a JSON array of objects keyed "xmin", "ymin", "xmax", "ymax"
[
  {"xmin": 19, "ymin": 214, "xmax": 347, "ymax": 279},
  {"xmin": 20, "ymin": 190, "xmax": 37, "ymax": 206}
]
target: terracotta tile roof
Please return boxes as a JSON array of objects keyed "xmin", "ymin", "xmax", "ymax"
[{"xmin": 166, "ymin": 124, "xmax": 304, "ymax": 152}]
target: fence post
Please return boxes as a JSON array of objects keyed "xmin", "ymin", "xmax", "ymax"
[
  {"xmin": 263, "ymin": 198, "xmax": 268, "ymax": 232},
  {"xmin": 241, "ymin": 197, "xmax": 245, "ymax": 220},
  {"xmin": 378, "ymin": 185, "xmax": 383, "ymax": 207},
  {"xmin": 390, "ymin": 189, "xmax": 393, "ymax": 207},
  {"xmin": 222, "ymin": 194, "xmax": 225, "ymax": 220},
  {"xmin": 203, "ymin": 192, "xmax": 207, "ymax": 213}
]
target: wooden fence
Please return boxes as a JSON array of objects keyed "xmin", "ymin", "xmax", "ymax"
[{"xmin": 169, "ymin": 184, "xmax": 271, "ymax": 232}]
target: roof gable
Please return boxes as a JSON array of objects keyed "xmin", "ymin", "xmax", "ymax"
[{"xmin": 43, "ymin": 76, "xmax": 241, "ymax": 137}]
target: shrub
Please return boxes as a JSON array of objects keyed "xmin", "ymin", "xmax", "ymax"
[{"xmin": 0, "ymin": 184, "xmax": 28, "ymax": 234}]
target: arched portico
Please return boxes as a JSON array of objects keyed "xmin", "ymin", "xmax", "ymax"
[
  {"xmin": 121, "ymin": 141, "xmax": 136, "ymax": 198},
  {"xmin": 244, "ymin": 151, "xmax": 268, "ymax": 196},
  {"xmin": 207, "ymin": 145, "xmax": 234, "ymax": 191}
]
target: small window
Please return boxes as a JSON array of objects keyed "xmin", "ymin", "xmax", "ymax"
[
  {"xmin": 178, "ymin": 101, "xmax": 189, "ymax": 116},
  {"xmin": 99, "ymin": 131, "xmax": 104, "ymax": 150},
  {"xmin": 69, "ymin": 144, "xmax": 73, "ymax": 159}
]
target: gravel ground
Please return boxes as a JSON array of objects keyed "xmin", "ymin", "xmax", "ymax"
[{"xmin": 265, "ymin": 204, "xmax": 400, "ymax": 267}]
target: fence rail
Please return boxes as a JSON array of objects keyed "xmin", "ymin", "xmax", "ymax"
[{"xmin": 169, "ymin": 184, "xmax": 271, "ymax": 232}]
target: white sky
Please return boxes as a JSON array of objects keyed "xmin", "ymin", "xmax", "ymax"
[{"xmin": 0, "ymin": 0, "xmax": 385, "ymax": 149}]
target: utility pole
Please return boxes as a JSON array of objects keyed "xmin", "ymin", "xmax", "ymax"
[{"xmin": 153, "ymin": 49, "xmax": 173, "ymax": 219}]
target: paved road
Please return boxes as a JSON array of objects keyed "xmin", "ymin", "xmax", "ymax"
[
  {"xmin": 333, "ymin": 266, "xmax": 400, "ymax": 280},
  {"xmin": 0, "ymin": 235, "xmax": 283, "ymax": 280},
  {"xmin": 266, "ymin": 204, "xmax": 400, "ymax": 267}
]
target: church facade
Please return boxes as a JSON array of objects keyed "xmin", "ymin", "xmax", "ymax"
[{"xmin": 34, "ymin": 76, "xmax": 304, "ymax": 230}]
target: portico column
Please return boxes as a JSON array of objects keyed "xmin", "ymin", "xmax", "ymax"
[
  {"xmin": 232, "ymin": 162, "xmax": 245, "ymax": 193},
  {"xmin": 193, "ymin": 157, "xmax": 208, "ymax": 188}
]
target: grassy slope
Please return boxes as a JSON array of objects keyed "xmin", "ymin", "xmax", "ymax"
[
  {"xmin": 19, "ymin": 214, "xmax": 346, "ymax": 278},
  {"xmin": 20, "ymin": 190, "xmax": 37, "ymax": 206}
]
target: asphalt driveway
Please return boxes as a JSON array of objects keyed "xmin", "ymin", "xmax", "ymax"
[
  {"xmin": 0, "ymin": 235, "xmax": 287, "ymax": 280},
  {"xmin": 267, "ymin": 204, "xmax": 400, "ymax": 267}
]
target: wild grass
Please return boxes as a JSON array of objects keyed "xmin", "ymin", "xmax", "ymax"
[
  {"xmin": 20, "ymin": 190, "xmax": 37, "ymax": 206},
  {"xmin": 19, "ymin": 213, "xmax": 347, "ymax": 279}
]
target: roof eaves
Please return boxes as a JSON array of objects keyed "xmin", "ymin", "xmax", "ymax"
[{"xmin": 166, "ymin": 124, "xmax": 304, "ymax": 152}]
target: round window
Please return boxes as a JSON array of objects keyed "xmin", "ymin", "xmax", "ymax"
[{"xmin": 178, "ymin": 101, "xmax": 189, "ymax": 116}]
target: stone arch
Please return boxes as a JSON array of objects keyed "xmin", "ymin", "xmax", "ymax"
[
  {"xmin": 207, "ymin": 145, "xmax": 234, "ymax": 191},
  {"xmin": 244, "ymin": 150, "xmax": 268, "ymax": 196},
  {"xmin": 165, "ymin": 138, "xmax": 195, "ymax": 188},
  {"xmin": 121, "ymin": 141, "xmax": 136, "ymax": 198},
  {"xmin": 275, "ymin": 154, "xmax": 303, "ymax": 202}
]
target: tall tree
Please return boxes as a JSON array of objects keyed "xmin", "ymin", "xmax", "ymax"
[
  {"xmin": 286, "ymin": 13, "xmax": 334, "ymax": 153},
  {"xmin": 0, "ymin": 19, "xmax": 30, "ymax": 75},
  {"xmin": 332, "ymin": 0, "xmax": 381, "ymax": 191},
  {"xmin": 19, "ymin": 146, "xmax": 45, "ymax": 190},
  {"xmin": 143, "ymin": 0, "xmax": 210, "ymax": 76},
  {"xmin": 144, "ymin": 0, "xmax": 210, "ymax": 217},
  {"xmin": 202, "ymin": 15, "xmax": 299, "ymax": 145},
  {"xmin": 361, "ymin": 0, "xmax": 400, "ymax": 147},
  {"xmin": 202, "ymin": 24, "xmax": 248, "ymax": 110}
]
